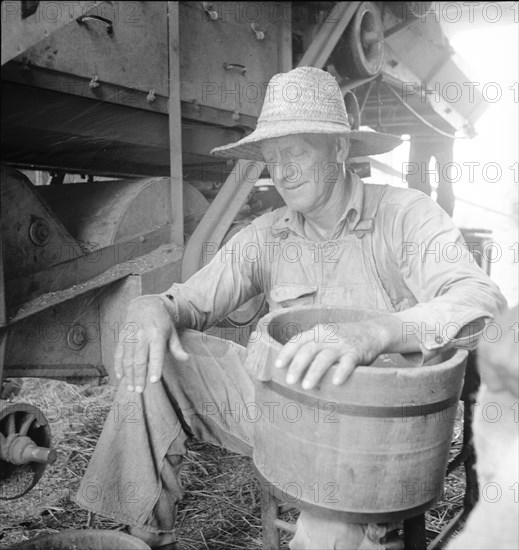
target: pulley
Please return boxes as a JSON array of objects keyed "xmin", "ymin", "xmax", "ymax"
[{"xmin": 330, "ymin": 1, "xmax": 384, "ymax": 79}]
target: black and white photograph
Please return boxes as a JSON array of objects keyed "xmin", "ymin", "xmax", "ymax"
[{"xmin": 1, "ymin": 2, "xmax": 518, "ymax": 549}]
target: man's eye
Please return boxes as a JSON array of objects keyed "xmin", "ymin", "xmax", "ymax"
[{"xmin": 290, "ymin": 150, "xmax": 305, "ymax": 158}]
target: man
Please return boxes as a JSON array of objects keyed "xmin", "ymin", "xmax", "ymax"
[{"xmin": 75, "ymin": 67, "xmax": 506, "ymax": 549}]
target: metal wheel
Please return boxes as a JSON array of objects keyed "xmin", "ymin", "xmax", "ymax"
[{"xmin": 0, "ymin": 401, "xmax": 57, "ymax": 499}]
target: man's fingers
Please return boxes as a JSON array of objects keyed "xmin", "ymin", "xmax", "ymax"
[
  {"xmin": 147, "ymin": 328, "xmax": 189, "ymax": 386},
  {"xmin": 148, "ymin": 337, "xmax": 167, "ymax": 384},
  {"xmin": 301, "ymin": 349, "xmax": 338, "ymax": 390},
  {"xmin": 276, "ymin": 328, "xmax": 363, "ymax": 388},
  {"xmin": 113, "ymin": 298, "xmax": 175, "ymax": 390},
  {"xmin": 133, "ymin": 343, "xmax": 149, "ymax": 393},
  {"xmin": 122, "ymin": 342, "xmax": 135, "ymax": 391},
  {"xmin": 275, "ymin": 331, "xmax": 316, "ymax": 370},
  {"xmin": 168, "ymin": 329, "xmax": 189, "ymax": 364},
  {"xmin": 113, "ymin": 341, "xmax": 124, "ymax": 380},
  {"xmin": 285, "ymin": 341, "xmax": 322, "ymax": 385},
  {"xmin": 333, "ymin": 354, "xmax": 357, "ymax": 385}
]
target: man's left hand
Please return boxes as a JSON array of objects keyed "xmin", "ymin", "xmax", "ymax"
[{"xmin": 274, "ymin": 320, "xmax": 391, "ymax": 389}]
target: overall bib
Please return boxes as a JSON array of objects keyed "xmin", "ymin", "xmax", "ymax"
[{"xmin": 266, "ymin": 185, "xmax": 395, "ymax": 313}]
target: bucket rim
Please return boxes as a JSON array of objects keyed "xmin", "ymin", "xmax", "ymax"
[{"xmin": 253, "ymin": 305, "xmax": 469, "ymax": 373}]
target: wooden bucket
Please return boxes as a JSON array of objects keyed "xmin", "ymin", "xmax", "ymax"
[{"xmin": 247, "ymin": 306, "xmax": 468, "ymax": 522}]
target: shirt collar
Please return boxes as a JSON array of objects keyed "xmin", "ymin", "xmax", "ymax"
[
  {"xmin": 271, "ymin": 169, "xmax": 365, "ymax": 238},
  {"xmin": 271, "ymin": 208, "xmax": 301, "ymax": 237}
]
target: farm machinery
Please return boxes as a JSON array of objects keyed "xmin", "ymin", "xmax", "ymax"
[{"xmin": 1, "ymin": 0, "xmax": 487, "ymax": 507}]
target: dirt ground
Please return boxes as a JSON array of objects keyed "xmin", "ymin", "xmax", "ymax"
[{"xmin": 0, "ymin": 379, "xmax": 467, "ymax": 549}]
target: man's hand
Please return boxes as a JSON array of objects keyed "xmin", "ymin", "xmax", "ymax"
[
  {"xmin": 275, "ymin": 317, "xmax": 417, "ymax": 389},
  {"xmin": 113, "ymin": 296, "xmax": 189, "ymax": 392}
]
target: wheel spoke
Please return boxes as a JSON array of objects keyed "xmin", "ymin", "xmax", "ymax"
[
  {"xmin": 19, "ymin": 413, "xmax": 37, "ymax": 436},
  {"xmin": 6, "ymin": 413, "xmax": 16, "ymax": 435}
]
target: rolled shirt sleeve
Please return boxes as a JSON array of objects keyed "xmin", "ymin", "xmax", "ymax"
[
  {"xmin": 158, "ymin": 223, "xmax": 264, "ymax": 331},
  {"xmin": 156, "ymin": 183, "xmax": 506, "ymax": 356},
  {"xmin": 383, "ymin": 190, "xmax": 507, "ymax": 356}
]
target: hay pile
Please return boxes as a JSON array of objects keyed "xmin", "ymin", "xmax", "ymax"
[{"xmin": 0, "ymin": 379, "xmax": 466, "ymax": 549}]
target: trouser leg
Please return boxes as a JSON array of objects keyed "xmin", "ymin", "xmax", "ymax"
[
  {"xmin": 76, "ymin": 329, "xmax": 402, "ymax": 549},
  {"xmin": 75, "ymin": 330, "xmax": 254, "ymax": 539}
]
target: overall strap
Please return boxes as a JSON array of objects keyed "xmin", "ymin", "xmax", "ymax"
[
  {"xmin": 350, "ymin": 181, "xmax": 389, "ymax": 237},
  {"xmin": 360, "ymin": 183, "xmax": 389, "ymax": 222},
  {"xmin": 356, "ymin": 181, "xmax": 401, "ymax": 311},
  {"xmin": 361, "ymin": 182, "xmax": 419, "ymax": 312}
]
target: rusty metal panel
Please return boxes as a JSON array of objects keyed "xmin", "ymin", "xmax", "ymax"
[
  {"xmin": 1, "ymin": 1, "xmax": 104, "ymax": 65},
  {"xmin": 3, "ymin": 245, "xmax": 183, "ymax": 383},
  {"xmin": 6, "ymin": 244, "xmax": 184, "ymax": 327},
  {"xmin": 14, "ymin": 1, "xmax": 168, "ymax": 96},
  {"xmin": 1, "ymin": 165, "xmax": 83, "ymax": 281},
  {"xmin": 1, "ymin": 167, "xmax": 177, "ymax": 312},
  {"xmin": 179, "ymin": 1, "xmax": 284, "ymax": 119},
  {"xmin": 37, "ymin": 178, "xmax": 172, "ymax": 247},
  {"xmin": 1, "ymin": 80, "xmax": 248, "ymax": 175},
  {"xmin": 3, "ymin": 290, "xmax": 103, "ymax": 377},
  {"xmin": 6, "ymin": 226, "xmax": 171, "ymax": 311}
]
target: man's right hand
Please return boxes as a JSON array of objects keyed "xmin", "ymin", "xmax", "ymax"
[{"xmin": 113, "ymin": 296, "xmax": 189, "ymax": 393}]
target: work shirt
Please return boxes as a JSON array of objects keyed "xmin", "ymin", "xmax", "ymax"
[{"xmin": 160, "ymin": 171, "xmax": 506, "ymax": 358}]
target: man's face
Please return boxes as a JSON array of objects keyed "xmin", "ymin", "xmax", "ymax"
[{"xmin": 260, "ymin": 134, "xmax": 348, "ymax": 215}]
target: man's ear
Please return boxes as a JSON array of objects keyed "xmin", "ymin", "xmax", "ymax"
[{"xmin": 336, "ymin": 136, "xmax": 350, "ymax": 163}]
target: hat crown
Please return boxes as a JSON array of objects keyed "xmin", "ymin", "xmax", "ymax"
[
  {"xmin": 258, "ymin": 67, "xmax": 351, "ymax": 131},
  {"xmin": 209, "ymin": 67, "xmax": 401, "ymax": 161}
]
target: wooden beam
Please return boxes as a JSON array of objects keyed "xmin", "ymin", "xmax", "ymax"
[
  {"xmin": 4, "ymin": 244, "xmax": 182, "ymax": 327},
  {"xmin": 181, "ymin": 160, "xmax": 262, "ymax": 281},
  {"xmin": 299, "ymin": 2, "xmax": 360, "ymax": 68},
  {"xmin": 0, "ymin": 225, "xmax": 5, "ymax": 328},
  {"xmin": 167, "ymin": 2, "xmax": 184, "ymax": 247},
  {"xmin": 0, "ymin": 222, "xmax": 5, "ymax": 380},
  {"xmin": 277, "ymin": 3, "xmax": 292, "ymax": 72},
  {"xmin": 5, "ymin": 227, "xmax": 172, "ymax": 314}
]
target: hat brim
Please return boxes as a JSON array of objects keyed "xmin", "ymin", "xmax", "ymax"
[{"xmin": 210, "ymin": 121, "xmax": 402, "ymax": 161}]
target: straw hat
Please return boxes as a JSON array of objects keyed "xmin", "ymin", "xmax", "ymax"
[{"xmin": 210, "ymin": 67, "xmax": 401, "ymax": 161}]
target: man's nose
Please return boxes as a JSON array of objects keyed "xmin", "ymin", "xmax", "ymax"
[
  {"xmin": 269, "ymin": 161, "xmax": 284, "ymax": 185},
  {"xmin": 269, "ymin": 161, "xmax": 298, "ymax": 185}
]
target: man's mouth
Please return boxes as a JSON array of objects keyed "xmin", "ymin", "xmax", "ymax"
[{"xmin": 283, "ymin": 181, "xmax": 305, "ymax": 192}]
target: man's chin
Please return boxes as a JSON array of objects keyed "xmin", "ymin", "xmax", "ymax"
[
  {"xmin": 284, "ymin": 199, "xmax": 307, "ymax": 212},
  {"xmin": 283, "ymin": 194, "xmax": 310, "ymax": 212}
]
